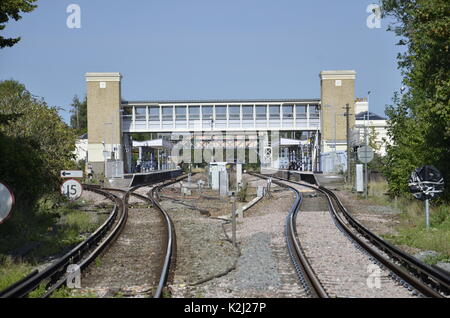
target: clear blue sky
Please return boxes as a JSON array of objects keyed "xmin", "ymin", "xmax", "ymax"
[{"xmin": 0, "ymin": 0, "xmax": 403, "ymax": 124}]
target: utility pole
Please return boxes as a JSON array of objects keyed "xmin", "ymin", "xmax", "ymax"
[
  {"xmin": 364, "ymin": 114, "xmax": 369, "ymax": 199},
  {"xmin": 344, "ymin": 103, "xmax": 352, "ymax": 185},
  {"xmin": 365, "ymin": 92, "xmax": 371, "ymax": 199}
]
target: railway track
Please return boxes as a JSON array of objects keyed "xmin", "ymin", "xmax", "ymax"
[
  {"xmin": 0, "ymin": 185, "xmax": 125, "ymax": 298},
  {"xmin": 251, "ymin": 171, "xmax": 449, "ymax": 298},
  {"xmin": 0, "ymin": 175, "xmax": 186, "ymax": 298},
  {"xmin": 101, "ymin": 176, "xmax": 185, "ymax": 298}
]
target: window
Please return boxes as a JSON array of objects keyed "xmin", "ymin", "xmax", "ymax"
[
  {"xmin": 256, "ymin": 105, "xmax": 267, "ymax": 120},
  {"xmin": 283, "ymin": 105, "xmax": 294, "ymax": 119},
  {"xmin": 175, "ymin": 106, "xmax": 186, "ymax": 120},
  {"xmin": 135, "ymin": 107, "xmax": 146, "ymax": 120},
  {"xmin": 189, "ymin": 106, "xmax": 200, "ymax": 120},
  {"xmin": 149, "ymin": 106, "xmax": 159, "ymax": 121},
  {"xmin": 269, "ymin": 105, "xmax": 280, "ymax": 119},
  {"xmin": 309, "ymin": 105, "xmax": 320, "ymax": 119},
  {"xmin": 162, "ymin": 106, "xmax": 173, "ymax": 121},
  {"xmin": 242, "ymin": 106, "xmax": 254, "ymax": 120},
  {"xmin": 215, "ymin": 106, "xmax": 226, "ymax": 120},
  {"xmin": 296, "ymin": 105, "xmax": 307, "ymax": 119},
  {"xmin": 229, "ymin": 105, "xmax": 240, "ymax": 120},
  {"xmin": 202, "ymin": 106, "xmax": 213, "ymax": 120}
]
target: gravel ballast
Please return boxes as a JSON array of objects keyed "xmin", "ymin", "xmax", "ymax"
[
  {"xmin": 76, "ymin": 190, "xmax": 165, "ymax": 298},
  {"xmin": 169, "ymin": 175, "xmax": 308, "ymax": 298},
  {"xmin": 291, "ymin": 182, "xmax": 418, "ymax": 298}
]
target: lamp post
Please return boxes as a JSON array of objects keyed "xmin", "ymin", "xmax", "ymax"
[
  {"xmin": 343, "ymin": 104, "xmax": 352, "ymax": 184},
  {"xmin": 364, "ymin": 91, "xmax": 372, "ymax": 199}
]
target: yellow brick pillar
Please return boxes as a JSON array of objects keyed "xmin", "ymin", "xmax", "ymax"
[
  {"xmin": 320, "ymin": 70, "xmax": 356, "ymax": 154},
  {"xmin": 85, "ymin": 72, "xmax": 123, "ymax": 175}
]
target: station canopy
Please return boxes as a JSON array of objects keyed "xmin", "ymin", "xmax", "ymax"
[
  {"xmin": 132, "ymin": 138, "xmax": 173, "ymax": 150},
  {"xmin": 275, "ymin": 138, "xmax": 310, "ymax": 147}
]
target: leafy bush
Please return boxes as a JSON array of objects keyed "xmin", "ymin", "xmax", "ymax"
[
  {"xmin": 0, "ymin": 80, "xmax": 76, "ymax": 209},
  {"xmin": 237, "ymin": 182, "xmax": 248, "ymax": 202},
  {"xmin": 382, "ymin": 1, "xmax": 450, "ymax": 201}
]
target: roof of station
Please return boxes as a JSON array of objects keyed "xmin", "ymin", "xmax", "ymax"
[
  {"xmin": 132, "ymin": 138, "xmax": 173, "ymax": 149},
  {"xmin": 355, "ymin": 111, "xmax": 386, "ymax": 121},
  {"xmin": 122, "ymin": 98, "xmax": 321, "ymax": 105}
]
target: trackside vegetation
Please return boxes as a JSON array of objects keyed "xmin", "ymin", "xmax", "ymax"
[
  {"xmin": 366, "ymin": 181, "xmax": 450, "ymax": 263},
  {"xmin": 0, "ymin": 80, "xmax": 103, "ymax": 293},
  {"xmin": 381, "ymin": 0, "xmax": 450, "ymax": 201}
]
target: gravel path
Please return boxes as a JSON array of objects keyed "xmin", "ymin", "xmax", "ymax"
[
  {"xmin": 76, "ymin": 190, "xmax": 165, "ymax": 298},
  {"xmin": 292, "ymin": 183, "xmax": 418, "ymax": 298},
  {"xmin": 161, "ymin": 200, "xmax": 237, "ymax": 297},
  {"xmin": 169, "ymin": 177, "xmax": 308, "ymax": 298}
]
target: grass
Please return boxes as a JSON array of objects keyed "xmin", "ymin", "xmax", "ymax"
[
  {"xmin": 28, "ymin": 282, "xmax": 48, "ymax": 298},
  {"xmin": 27, "ymin": 284, "xmax": 98, "ymax": 298},
  {"xmin": 95, "ymin": 257, "xmax": 102, "ymax": 267},
  {"xmin": 0, "ymin": 196, "xmax": 107, "ymax": 296},
  {"xmin": 162, "ymin": 289, "xmax": 172, "ymax": 298},
  {"xmin": 0, "ymin": 198, "xmax": 103, "ymax": 260},
  {"xmin": 0, "ymin": 256, "xmax": 35, "ymax": 291},
  {"xmin": 354, "ymin": 180, "xmax": 450, "ymax": 263}
]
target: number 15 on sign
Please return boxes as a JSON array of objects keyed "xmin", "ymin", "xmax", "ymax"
[{"xmin": 61, "ymin": 179, "xmax": 83, "ymax": 201}]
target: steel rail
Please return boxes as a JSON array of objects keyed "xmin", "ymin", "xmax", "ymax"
[
  {"xmin": 0, "ymin": 185, "xmax": 124, "ymax": 298},
  {"xmin": 104, "ymin": 175, "xmax": 187, "ymax": 298},
  {"xmin": 320, "ymin": 185, "xmax": 450, "ymax": 293},
  {"xmin": 249, "ymin": 172, "xmax": 328, "ymax": 298},
  {"xmin": 267, "ymin": 171, "xmax": 448, "ymax": 298},
  {"xmin": 41, "ymin": 187, "xmax": 128, "ymax": 298},
  {"xmin": 150, "ymin": 175, "xmax": 188, "ymax": 298}
]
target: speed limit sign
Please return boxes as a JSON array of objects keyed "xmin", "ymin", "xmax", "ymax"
[
  {"xmin": 0, "ymin": 181, "xmax": 14, "ymax": 224},
  {"xmin": 61, "ymin": 179, "xmax": 83, "ymax": 201}
]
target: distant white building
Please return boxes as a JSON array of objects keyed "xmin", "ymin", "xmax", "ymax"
[
  {"xmin": 354, "ymin": 98, "xmax": 390, "ymax": 156},
  {"xmin": 74, "ymin": 133, "xmax": 88, "ymax": 162}
]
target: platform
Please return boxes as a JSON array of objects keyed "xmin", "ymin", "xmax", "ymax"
[{"xmin": 106, "ymin": 169, "xmax": 183, "ymax": 189}]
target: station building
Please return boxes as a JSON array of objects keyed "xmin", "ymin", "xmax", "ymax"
[
  {"xmin": 354, "ymin": 98, "xmax": 390, "ymax": 156},
  {"xmin": 84, "ymin": 70, "xmax": 386, "ymax": 177}
]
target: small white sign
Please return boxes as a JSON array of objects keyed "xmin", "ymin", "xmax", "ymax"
[
  {"xmin": 356, "ymin": 164, "xmax": 364, "ymax": 192},
  {"xmin": 0, "ymin": 182, "xmax": 14, "ymax": 224},
  {"xmin": 61, "ymin": 170, "xmax": 83, "ymax": 178},
  {"xmin": 61, "ymin": 179, "xmax": 83, "ymax": 201},
  {"xmin": 358, "ymin": 146, "xmax": 374, "ymax": 164}
]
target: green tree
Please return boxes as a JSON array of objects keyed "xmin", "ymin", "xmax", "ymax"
[
  {"xmin": 69, "ymin": 95, "xmax": 87, "ymax": 135},
  {"xmin": 0, "ymin": 80, "xmax": 76, "ymax": 208},
  {"xmin": 0, "ymin": 0, "xmax": 38, "ymax": 48},
  {"xmin": 368, "ymin": 127, "xmax": 380, "ymax": 152},
  {"xmin": 382, "ymin": 0, "xmax": 450, "ymax": 199}
]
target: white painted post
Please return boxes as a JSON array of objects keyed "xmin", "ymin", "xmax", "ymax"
[
  {"xmin": 237, "ymin": 163, "xmax": 242, "ymax": 189},
  {"xmin": 146, "ymin": 106, "xmax": 149, "ymax": 130},
  {"xmin": 132, "ymin": 106, "xmax": 136, "ymax": 131},
  {"xmin": 425, "ymin": 199, "xmax": 430, "ymax": 229},
  {"xmin": 159, "ymin": 106, "xmax": 162, "ymax": 129},
  {"xmin": 138, "ymin": 147, "xmax": 143, "ymax": 164},
  {"xmin": 231, "ymin": 193, "xmax": 237, "ymax": 247},
  {"xmin": 356, "ymin": 164, "xmax": 364, "ymax": 192}
]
